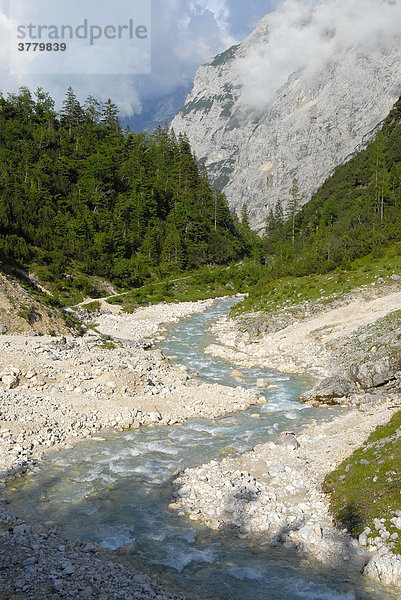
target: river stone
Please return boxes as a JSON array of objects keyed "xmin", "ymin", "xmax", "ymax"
[
  {"xmin": 53, "ymin": 579, "xmax": 65, "ymax": 593},
  {"xmin": 22, "ymin": 557, "xmax": 37, "ymax": 567},
  {"xmin": 299, "ymin": 375, "xmax": 357, "ymax": 404},
  {"xmin": 268, "ymin": 463, "xmax": 285, "ymax": 475},
  {"xmin": 13, "ymin": 524, "xmax": 31, "ymax": 535},
  {"xmin": 62, "ymin": 561, "xmax": 75, "ymax": 575},
  {"xmin": 364, "ymin": 549, "xmax": 401, "ymax": 587},
  {"xmin": 281, "ymin": 433, "xmax": 300, "ymax": 450},
  {"xmin": 2, "ymin": 374, "xmax": 19, "ymax": 389}
]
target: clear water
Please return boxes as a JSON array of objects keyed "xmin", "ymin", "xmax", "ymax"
[{"xmin": 7, "ymin": 299, "xmax": 397, "ymax": 599}]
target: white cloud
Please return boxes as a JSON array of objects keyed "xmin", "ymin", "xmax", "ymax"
[
  {"xmin": 0, "ymin": 0, "xmax": 241, "ymax": 116},
  {"xmin": 189, "ymin": 0, "xmax": 231, "ymax": 31},
  {"xmin": 151, "ymin": 0, "xmax": 236, "ymax": 92},
  {"xmin": 237, "ymin": 0, "xmax": 401, "ymax": 113},
  {"xmin": 0, "ymin": 0, "xmax": 147, "ymax": 114}
]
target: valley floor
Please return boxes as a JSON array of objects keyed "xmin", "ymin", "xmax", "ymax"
[
  {"xmin": 206, "ymin": 282, "xmax": 401, "ymax": 378},
  {"xmin": 0, "ymin": 299, "xmax": 260, "ymax": 600},
  {"xmin": 0, "ymin": 285, "xmax": 400, "ymax": 597},
  {"xmin": 170, "ymin": 281, "xmax": 401, "ymax": 590}
]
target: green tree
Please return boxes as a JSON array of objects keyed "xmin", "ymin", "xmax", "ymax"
[
  {"xmin": 101, "ymin": 98, "xmax": 120, "ymax": 135},
  {"xmin": 287, "ymin": 178, "xmax": 301, "ymax": 245},
  {"xmin": 60, "ymin": 87, "xmax": 83, "ymax": 135},
  {"xmin": 0, "ymin": 86, "xmax": 254, "ymax": 289}
]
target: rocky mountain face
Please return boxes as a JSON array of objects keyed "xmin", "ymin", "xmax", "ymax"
[{"xmin": 172, "ymin": 8, "xmax": 401, "ymax": 230}]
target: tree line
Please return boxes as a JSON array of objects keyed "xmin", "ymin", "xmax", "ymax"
[{"xmin": 0, "ymin": 87, "xmax": 258, "ymax": 288}]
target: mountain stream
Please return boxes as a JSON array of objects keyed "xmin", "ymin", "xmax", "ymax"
[{"xmin": 7, "ymin": 298, "xmax": 396, "ymax": 599}]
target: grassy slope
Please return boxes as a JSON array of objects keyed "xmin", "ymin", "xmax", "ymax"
[
  {"xmin": 106, "ymin": 262, "xmax": 264, "ymax": 311},
  {"xmin": 324, "ymin": 411, "xmax": 401, "ymax": 554},
  {"xmin": 233, "ymin": 243, "xmax": 401, "ymax": 317}
]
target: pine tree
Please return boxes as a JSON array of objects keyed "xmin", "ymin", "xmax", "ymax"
[
  {"xmin": 84, "ymin": 96, "xmax": 102, "ymax": 125},
  {"xmin": 60, "ymin": 87, "xmax": 83, "ymax": 135},
  {"xmin": 34, "ymin": 88, "xmax": 55, "ymax": 130},
  {"xmin": 275, "ymin": 198, "xmax": 284, "ymax": 225},
  {"xmin": 287, "ymin": 178, "xmax": 301, "ymax": 245},
  {"xmin": 101, "ymin": 98, "xmax": 120, "ymax": 135},
  {"xmin": 241, "ymin": 202, "xmax": 249, "ymax": 226},
  {"xmin": 161, "ymin": 225, "xmax": 184, "ymax": 269},
  {"xmin": 0, "ymin": 86, "xmax": 252, "ymax": 283}
]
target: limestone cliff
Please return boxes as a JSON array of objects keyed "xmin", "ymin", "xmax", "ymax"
[{"xmin": 172, "ymin": 5, "xmax": 401, "ymax": 230}]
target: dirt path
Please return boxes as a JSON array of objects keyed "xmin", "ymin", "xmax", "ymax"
[{"xmin": 77, "ymin": 275, "xmax": 195, "ymax": 310}]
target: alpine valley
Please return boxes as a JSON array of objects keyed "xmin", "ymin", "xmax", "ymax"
[
  {"xmin": 1, "ymin": 2, "xmax": 401, "ymax": 600},
  {"xmin": 172, "ymin": 3, "xmax": 401, "ymax": 229}
]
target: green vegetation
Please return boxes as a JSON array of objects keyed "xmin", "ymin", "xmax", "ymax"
[
  {"xmin": 0, "ymin": 86, "xmax": 259, "ymax": 303},
  {"xmin": 237, "ymin": 96, "xmax": 401, "ymax": 315},
  {"xmin": 108, "ymin": 262, "xmax": 265, "ymax": 311},
  {"xmin": 31, "ymin": 268, "xmax": 109, "ymax": 307},
  {"xmin": 234, "ymin": 243, "xmax": 401, "ymax": 315},
  {"xmin": 16, "ymin": 304, "xmax": 36, "ymax": 323},
  {"xmin": 95, "ymin": 340, "xmax": 117, "ymax": 350},
  {"xmin": 324, "ymin": 411, "xmax": 401, "ymax": 553},
  {"xmin": 1, "ymin": 87, "xmax": 400, "ymax": 319},
  {"xmin": 80, "ymin": 300, "xmax": 101, "ymax": 313}
]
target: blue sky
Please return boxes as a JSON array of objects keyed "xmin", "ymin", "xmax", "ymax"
[
  {"xmin": 224, "ymin": 0, "xmax": 278, "ymax": 39},
  {"xmin": 0, "ymin": 0, "xmax": 278, "ymax": 116}
]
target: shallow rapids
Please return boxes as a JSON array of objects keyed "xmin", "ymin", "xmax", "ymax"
[{"xmin": 7, "ymin": 299, "xmax": 397, "ymax": 599}]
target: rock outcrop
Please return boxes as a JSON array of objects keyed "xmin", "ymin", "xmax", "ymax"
[
  {"xmin": 172, "ymin": 3, "xmax": 401, "ymax": 230},
  {"xmin": 364, "ymin": 549, "xmax": 401, "ymax": 588},
  {"xmin": 300, "ymin": 306, "xmax": 401, "ymax": 404},
  {"xmin": 0, "ymin": 272, "xmax": 79, "ymax": 336}
]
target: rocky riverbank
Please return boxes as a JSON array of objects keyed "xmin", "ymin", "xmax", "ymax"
[
  {"xmin": 168, "ymin": 284, "xmax": 401, "ymax": 589},
  {"xmin": 0, "ymin": 515, "xmax": 187, "ymax": 600},
  {"xmin": 1, "ymin": 288, "xmax": 401, "ymax": 596},
  {"xmin": 0, "ymin": 298, "xmax": 262, "ymax": 600},
  {"xmin": 169, "ymin": 396, "xmax": 399, "ymax": 572},
  {"xmin": 206, "ymin": 283, "xmax": 401, "ymax": 404}
]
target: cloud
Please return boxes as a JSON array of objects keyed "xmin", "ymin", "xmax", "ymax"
[
  {"xmin": 237, "ymin": 0, "xmax": 401, "ymax": 113},
  {"xmin": 0, "ymin": 0, "xmax": 248, "ymax": 116},
  {"xmin": 0, "ymin": 0, "xmax": 147, "ymax": 115},
  {"xmin": 148, "ymin": 0, "xmax": 237, "ymax": 97}
]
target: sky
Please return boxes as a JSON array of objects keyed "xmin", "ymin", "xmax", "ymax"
[
  {"xmin": 0, "ymin": 0, "xmax": 276, "ymax": 117},
  {"xmin": 2, "ymin": 0, "xmax": 398, "ymax": 120}
]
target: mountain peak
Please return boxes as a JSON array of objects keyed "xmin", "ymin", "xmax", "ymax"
[{"xmin": 172, "ymin": 1, "xmax": 401, "ymax": 230}]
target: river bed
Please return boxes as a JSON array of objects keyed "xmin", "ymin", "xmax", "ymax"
[{"xmin": 7, "ymin": 299, "xmax": 396, "ymax": 599}]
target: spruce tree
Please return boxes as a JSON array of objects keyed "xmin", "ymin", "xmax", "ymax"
[
  {"xmin": 60, "ymin": 87, "xmax": 83, "ymax": 135},
  {"xmin": 101, "ymin": 98, "xmax": 120, "ymax": 135},
  {"xmin": 287, "ymin": 178, "xmax": 301, "ymax": 245}
]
